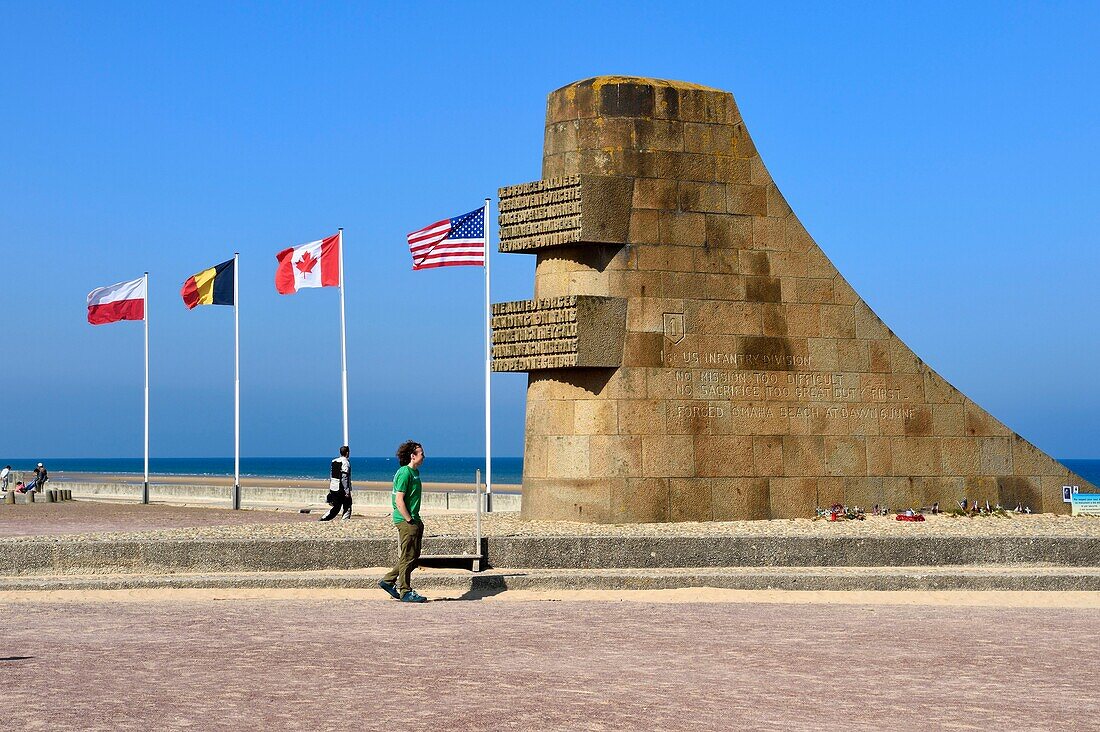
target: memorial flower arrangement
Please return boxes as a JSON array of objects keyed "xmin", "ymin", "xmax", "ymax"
[
  {"xmin": 813, "ymin": 504, "xmax": 866, "ymax": 521},
  {"xmin": 946, "ymin": 499, "xmax": 1026, "ymax": 518}
]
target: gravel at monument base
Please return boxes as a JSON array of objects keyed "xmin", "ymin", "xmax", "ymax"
[{"xmin": 3, "ymin": 500, "xmax": 1100, "ymax": 542}]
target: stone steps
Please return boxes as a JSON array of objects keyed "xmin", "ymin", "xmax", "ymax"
[{"xmin": 4, "ymin": 566, "xmax": 1100, "ymax": 593}]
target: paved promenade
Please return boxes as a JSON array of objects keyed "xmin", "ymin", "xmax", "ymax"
[
  {"xmin": 2, "ymin": 590, "xmax": 1097, "ymax": 731},
  {"xmin": 0, "ymin": 500, "xmax": 317, "ymax": 537},
  {"xmin": 3, "ymin": 500, "xmax": 1099, "ymax": 729}
]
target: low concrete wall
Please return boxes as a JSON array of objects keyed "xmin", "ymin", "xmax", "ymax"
[
  {"xmin": 3, "ymin": 535, "xmax": 1099, "ymax": 576},
  {"xmin": 2, "ymin": 470, "xmax": 32, "ymax": 489},
  {"xmin": 0, "ymin": 538, "xmax": 473, "ymax": 576},
  {"xmin": 51, "ymin": 481, "xmax": 521, "ymax": 512},
  {"xmin": 483, "ymin": 535, "xmax": 1100, "ymax": 569}
]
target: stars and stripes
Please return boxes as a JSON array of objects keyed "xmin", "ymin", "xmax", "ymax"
[{"xmin": 406, "ymin": 207, "xmax": 486, "ymax": 270}]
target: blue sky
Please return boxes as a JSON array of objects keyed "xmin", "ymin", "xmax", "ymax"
[{"xmin": 1, "ymin": 1, "xmax": 1097, "ymax": 459}]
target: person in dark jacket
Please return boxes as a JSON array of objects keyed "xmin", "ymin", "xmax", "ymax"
[{"xmin": 319, "ymin": 446, "xmax": 352, "ymax": 521}]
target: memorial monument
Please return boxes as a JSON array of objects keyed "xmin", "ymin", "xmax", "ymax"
[{"xmin": 491, "ymin": 76, "xmax": 1095, "ymax": 522}]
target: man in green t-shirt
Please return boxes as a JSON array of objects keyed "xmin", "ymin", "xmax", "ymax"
[{"xmin": 379, "ymin": 440, "xmax": 427, "ymax": 602}]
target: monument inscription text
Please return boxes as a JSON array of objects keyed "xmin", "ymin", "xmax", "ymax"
[{"xmin": 659, "ymin": 347, "xmax": 913, "ymax": 423}]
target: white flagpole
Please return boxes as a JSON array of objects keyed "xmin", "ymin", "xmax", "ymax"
[
  {"xmin": 483, "ymin": 198, "xmax": 493, "ymax": 512},
  {"xmin": 338, "ymin": 228, "xmax": 349, "ymax": 447},
  {"xmin": 233, "ymin": 252, "xmax": 241, "ymax": 510},
  {"xmin": 143, "ymin": 272, "xmax": 150, "ymax": 505}
]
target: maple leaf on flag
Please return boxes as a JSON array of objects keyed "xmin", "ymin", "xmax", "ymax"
[{"xmin": 296, "ymin": 251, "xmax": 318, "ymax": 274}]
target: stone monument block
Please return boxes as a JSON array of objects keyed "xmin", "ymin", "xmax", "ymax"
[
  {"xmin": 491, "ymin": 295, "xmax": 627, "ymax": 371},
  {"xmin": 498, "ymin": 176, "xmax": 633, "ymax": 253},
  {"xmin": 494, "ymin": 75, "xmax": 1095, "ymax": 522}
]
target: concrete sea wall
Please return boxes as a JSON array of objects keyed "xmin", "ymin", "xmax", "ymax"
[{"xmin": 50, "ymin": 480, "xmax": 521, "ymax": 512}]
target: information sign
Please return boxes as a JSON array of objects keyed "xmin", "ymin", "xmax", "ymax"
[{"xmin": 1070, "ymin": 493, "xmax": 1100, "ymax": 516}]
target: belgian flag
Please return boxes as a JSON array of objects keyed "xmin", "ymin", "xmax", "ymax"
[{"xmin": 181, "ymin": 258, "xmax": 235, "ymax": 309}]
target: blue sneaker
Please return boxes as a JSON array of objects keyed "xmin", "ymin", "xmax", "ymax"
[
  {"xmin": 378, "ymin": 580, "xmax": 400, "ymax": 600},
  {"xmin": 400, "ymin": 590, "xmax": 427, "ymax": 603}
]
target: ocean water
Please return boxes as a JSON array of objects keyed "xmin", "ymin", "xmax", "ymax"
[
  {"xmin": 5, "ymin": 457, "xmax": 1098, "ymax": 489},
  {"xmin": 2, "ymin": 457, "xmax": 523, "ymax": 486},
  {"xmin": 1060, "ymin": 460, "xmax": 1100, "ymax": 487}
]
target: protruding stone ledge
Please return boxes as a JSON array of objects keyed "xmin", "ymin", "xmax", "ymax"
[
  {"xmin": 498, "ymin": 175, "xmax": 632, "ymax": 253},
  {"xmin": 491, "ymin": 295, "xmax": 627, "ymax": 371}
]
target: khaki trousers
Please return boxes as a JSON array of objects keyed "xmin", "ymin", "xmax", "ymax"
[{"xmin": 382, "ymin": 519, "xmax": 424, "ymax": 594}]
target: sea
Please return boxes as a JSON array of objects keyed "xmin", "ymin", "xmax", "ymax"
[
  {"xmin": 1062, "ymin": 460, "xmax": 1100, "ymax": 488},
  {"xmin": 2, "ymin": 457, "xmax": 524, "ymax": 486},
  {"xmin": 4, "ymin": 457, "xmax": 1099, "ymax": 489}
]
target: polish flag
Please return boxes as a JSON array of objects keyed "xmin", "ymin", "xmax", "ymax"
[
  {"xmin": 275, "ymin": 232, "xmax": 341, "ymax": 294},
  {"xmin": 87, "ymin": 276, "xmax": 146, "ymax": 325}
]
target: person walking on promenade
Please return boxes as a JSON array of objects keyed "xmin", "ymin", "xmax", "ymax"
[
  {"xmin": 379, "ymin": 440, "xmax": 427, "ymax": 603},
  {"xmin": 0, "ymin": 465, "xmax": 11, "ymax": 493},
  {"xmin": 319, "ymin": 446, "xmax": 352, "ymax": 521}
]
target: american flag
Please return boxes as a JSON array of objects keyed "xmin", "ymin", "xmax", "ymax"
[{"xmin": 407, "ymin": 206, "xmax": 486, "ymax": 270}]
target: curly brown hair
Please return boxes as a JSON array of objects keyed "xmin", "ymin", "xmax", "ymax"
[{"xmin": 396, "ymin": 440, "xmax": 422, "ymax": 466}]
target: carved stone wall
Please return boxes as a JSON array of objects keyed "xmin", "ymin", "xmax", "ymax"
[
  {"xmin": 493, "ymin": 75, "xmax": 1095, "ymax": 523},
  {"xmin": 491, "ymin": 295, "xmax": 627, "ymax": 371}
]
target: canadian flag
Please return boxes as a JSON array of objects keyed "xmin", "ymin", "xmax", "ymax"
[{"xmin": 275, "ymin": 232, "xmax": 341, "ymax": 294}]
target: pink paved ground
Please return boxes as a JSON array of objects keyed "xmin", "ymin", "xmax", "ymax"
[
  {"xmin": 2, "ymin": 597, "xmax": 1097, "ymax": 731},
  {"xmin": 0, "ymin": 501, "xmax": 311, "ymax": 537}
]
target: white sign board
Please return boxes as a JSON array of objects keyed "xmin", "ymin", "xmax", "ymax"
[{"xmin": 1071, "ymin": 493, "xmax": 1100, "ymax": 517}]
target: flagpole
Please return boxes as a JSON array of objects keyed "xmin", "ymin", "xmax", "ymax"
[
  {"xmin": 338, "ymin": 228, "xmax": 349, "ymax": 448},
  {"xmin": 483, "ymin": 198, "xmax": 493, "ymax": 513},
  {"xmin": 233, "ymin": 252, "xmax": 241, "ymax": 510},
  {"xmin": 143, "ymin": 272, "xmax": 150, "ymax": 506}
]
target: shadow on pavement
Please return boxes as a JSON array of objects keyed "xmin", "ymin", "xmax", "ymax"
[{"xmin": 433, "ymin": 573, "xmax": 528, "ymax": 602}]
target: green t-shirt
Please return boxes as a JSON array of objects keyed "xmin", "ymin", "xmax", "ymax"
[{"xmin": 392, "ymin": 464, "xmax": 422, "ymax": 524}]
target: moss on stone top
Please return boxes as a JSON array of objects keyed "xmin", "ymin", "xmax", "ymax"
[{"xmin": 553, "ymin": 75, "xmax": 722, "ymax": 96}]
